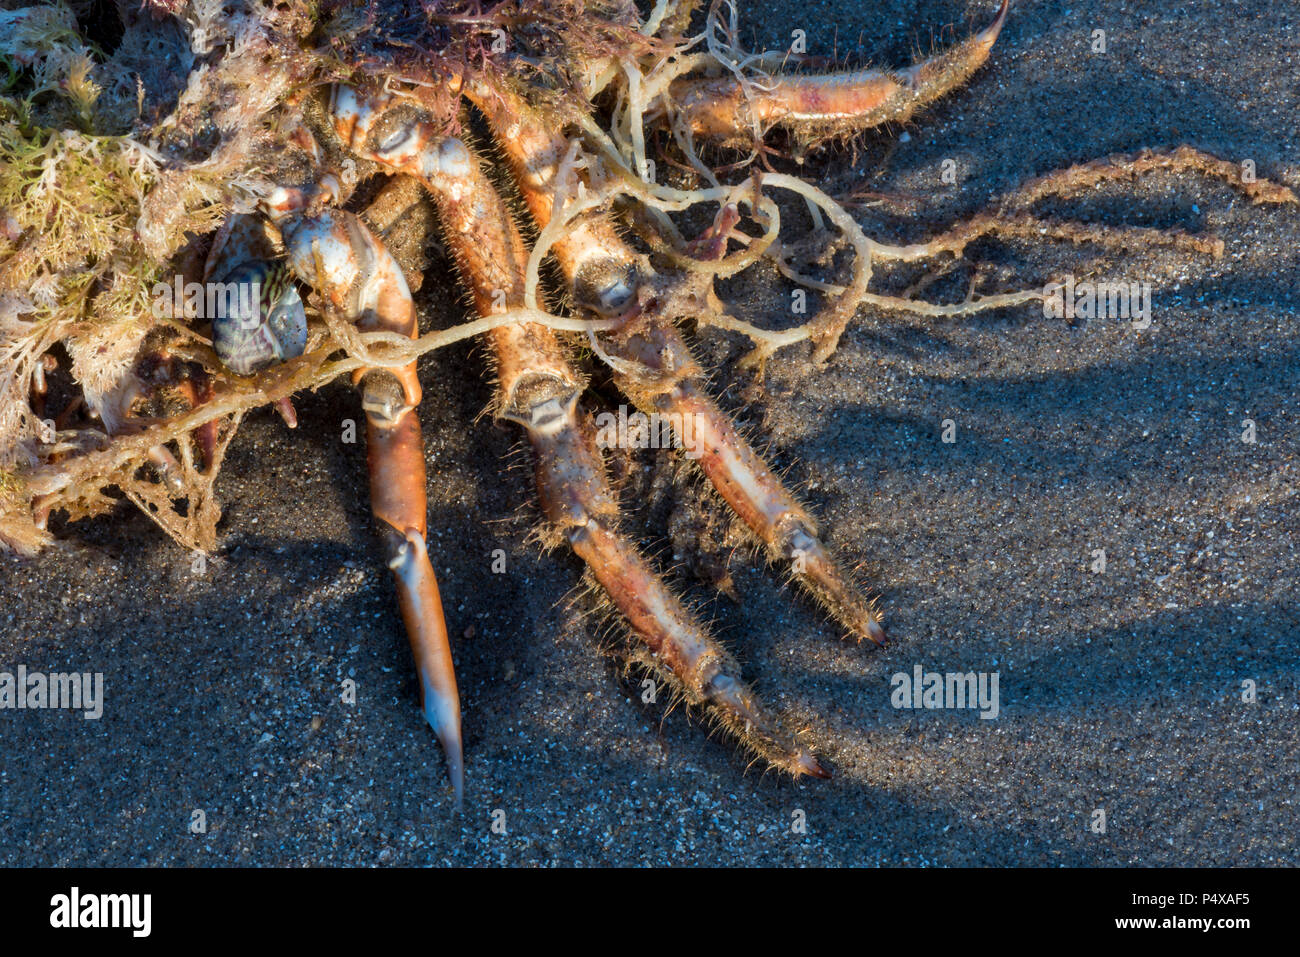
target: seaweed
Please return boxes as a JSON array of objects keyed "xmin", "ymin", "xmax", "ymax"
[{"xmin": 0, "ymin": 0, "xmax": 322, "ymax": 553}]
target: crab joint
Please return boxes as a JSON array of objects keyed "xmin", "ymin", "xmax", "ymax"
[{"xmin": 360, "ymin": 369, "xmax": 416, "ymax": 428}]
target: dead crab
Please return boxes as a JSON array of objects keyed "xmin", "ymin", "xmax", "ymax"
[{"xmin": 4, "ymin": 0, "xmax": 1294, "ymax": 804}]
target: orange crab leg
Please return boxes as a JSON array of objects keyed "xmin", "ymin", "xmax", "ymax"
[
  {"xmin": 363, "ymin": 382, "xmax": 462, "ymax": 803},
  {"xmin": 464, "ymin": 83, "xmax": 886, "ymax": 644},
  {"xmin": 331, "ymin": 88, "xmax": 826, "ymax": 776},
  {"xmin": 670, "ymin": 0, "xmax": 1009, "ymax": 145},
  {"xmin": 265, "ymin": 187, "xmax": 464, "ymax": 802}
]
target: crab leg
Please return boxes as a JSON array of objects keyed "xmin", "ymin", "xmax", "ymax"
[
  {"xmin": 331, "ymin": 89, "xmax": 826, "ymax": 776},
  {"xmin": 463, "ymin": 84, "xmax": 886, "ymax": 644},
  {"xmin": 669, "ymin": 0, "xmax": 1009, "ymax": 146},
  {"xmin": 264, "ymin": 187, "xmax": 463, "ymax": 802}
]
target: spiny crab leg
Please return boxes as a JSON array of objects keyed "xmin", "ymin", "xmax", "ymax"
[
  {"xmin": 263, "ymin": 183, "xmax": 464, "ymax": 802},
  {"xmin": 463, "ymin": 83, "xmax": 887, "ymax": 645},
  {"xmin": 669, "ymin": 0, "xmax": 1010, "ymax": 146},
  {"xmin": 331, "ymin": 87, "xmax": 827, "ymax": 777}
]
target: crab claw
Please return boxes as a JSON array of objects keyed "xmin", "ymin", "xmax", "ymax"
[
  {"xmin": 388, "ymin": 526, "xmax": 464, "ymax": 805},
  {"xmin": 976, "ymin": 0, "xmax": 1011, "ymax": 52}
]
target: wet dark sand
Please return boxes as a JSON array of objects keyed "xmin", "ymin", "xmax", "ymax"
[{"xmin": 1, "ymin": 0, "xmax": 1296, "ymax": 866}]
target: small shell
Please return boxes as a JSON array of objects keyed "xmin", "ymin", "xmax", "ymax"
[{"xmin": 211, "ymin": 260, "xmax": 307, "ymax": 376}]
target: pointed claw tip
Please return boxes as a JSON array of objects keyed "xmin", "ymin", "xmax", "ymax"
[
  {"xmin": 421, "ymin": 675, "xmax": 465, "ymax": 808},
  {"xmin": 431, "ymin": 722, "xmax": 462, "ymax": 806},
  {"xmin": 977, "ymin": 0, "xmax": 1011, "ymax": 49},
  {"xmin": 789, "ymin": 746, "xmax": 830, "ymax": 779},
  {"xmin": 434, "ymin": 721, "xmax": 465, "ymax": 806},
  {"xmin": 800, "ymin": 754, "xmax": 832, "ymax": 780},
  {"xmin": 867, "ymin": 618, "xmax": 888, "ymax": 648}
]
